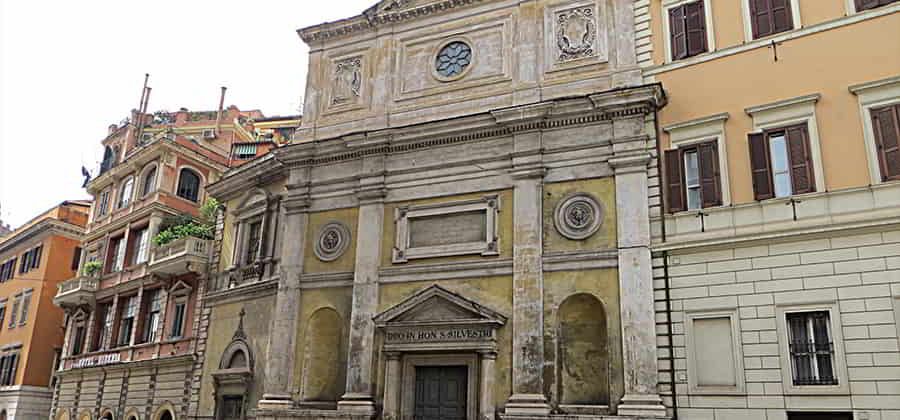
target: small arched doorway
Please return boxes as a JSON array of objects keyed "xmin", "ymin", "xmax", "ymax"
[{"xmin": 159, "ymin": 411, "xmax": 173, "ymax": 420}]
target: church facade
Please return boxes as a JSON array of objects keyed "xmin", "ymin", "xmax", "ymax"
[{"xmin": 195, "ymin": 0, "xmax": 669, "ymax": 419}]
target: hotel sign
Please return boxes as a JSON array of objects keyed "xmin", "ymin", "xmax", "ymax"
[{"xmin": 73, "ymin": 353, "xmax": 121, "ymax": 368}]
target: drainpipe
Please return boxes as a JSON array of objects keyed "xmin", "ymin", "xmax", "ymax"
[{"xmin": 654, "ymin": 107, "xmax": 678, "ymax": 420}]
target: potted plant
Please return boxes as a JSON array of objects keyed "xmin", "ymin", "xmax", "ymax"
[
  {"xmin": 82, "ymin": 261, "xmax": 102, "ymax": 277},
  {"xmin": 151, "ymin": 198, "xmax": 221, "ymax": 246}
]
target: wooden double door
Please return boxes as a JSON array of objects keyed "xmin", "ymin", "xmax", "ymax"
[{"xmin": 414, "ymin": 365, "xmax": 468, "ymax": 420}]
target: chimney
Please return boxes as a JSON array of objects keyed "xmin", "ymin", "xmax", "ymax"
[{"xmin": 215, "ymin": 86, "xmax": 227, "ymax": 137}]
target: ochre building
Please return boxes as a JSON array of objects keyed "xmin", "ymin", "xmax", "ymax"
[
  {"xmin": 0, "ymin": 201, "xmax": 89, "ymax": 419},
  {"xmin": 196, "ymin": 1, "xmax": 669, "ymax": 420},
  {"xmin": 644, "ymin": 0, "xmax": 900, "ymax": 419}
]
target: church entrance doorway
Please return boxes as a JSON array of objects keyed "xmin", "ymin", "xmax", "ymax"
[{"xmin": 414, "ymin": 365, "xmax": 468, "ymax": 420}]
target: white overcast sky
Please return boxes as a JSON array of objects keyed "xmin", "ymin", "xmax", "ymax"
[{"xmin": 0, "ymin": 0, "xmax": 373, "ymax": 228}]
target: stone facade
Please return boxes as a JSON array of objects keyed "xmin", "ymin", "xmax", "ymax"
[{"xmin": 196, "ymin": 2, "xmax": 671, "ymax": 419}]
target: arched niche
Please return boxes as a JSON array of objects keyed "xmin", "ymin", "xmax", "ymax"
[
  {"xmin": 299, "ymin": 307, "xmax": 345, "ymax": 404},
  {"xmin": 55, "ymin": 409, "xmax": 71, "ymax": 420},
  {"xmin": 557, "ymin": 293, "xmax": 609, "ymax": 406}
]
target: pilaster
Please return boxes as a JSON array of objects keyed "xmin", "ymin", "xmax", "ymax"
[
  {"xmin": 338, "ymin": 163, "xmax": 386, "ymax": 416},
  {"xmin": 506, "ymin": 130, "xmax": 551, "ymax": 416},
  {"xmin": 258, "ymin": 172, "xmax": 310, "ymax": 410},
  {"xmin": 610, "ymin": 152, "xmax": 667, "ymax": 418}
]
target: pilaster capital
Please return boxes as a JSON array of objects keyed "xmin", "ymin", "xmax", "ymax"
[
  {"xmin": 384, "ymin": 351, "xmax": 402, "ymax": 361},
  {"xmin": 609, "ymin": 153, "xmax": 652, "ymax": 175},
  {"xmin": 477, "ymin": 350, "xmax": 498, "ymax": 360}
]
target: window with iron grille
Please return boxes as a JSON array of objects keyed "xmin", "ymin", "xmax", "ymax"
[{"xmin": 787, "ymin": 311, "xmax": 837, "ymax": 386}]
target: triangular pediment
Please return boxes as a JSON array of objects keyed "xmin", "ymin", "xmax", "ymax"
[
  {"xmin": 233, "ymin": 188, "xmax": 271, "ymax": 216},
  {"xmin": 364, "ymin": 0, "xmax": 415, "ymax": 15},
  {"xmin": 374, "ymin": 284, "xmax": 506, "ymax": 327}
]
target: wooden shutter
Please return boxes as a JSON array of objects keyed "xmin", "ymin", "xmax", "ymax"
[
  {"xmin": 749, "ymin": 0, "xmax": 771, "ymax": 38},
  {"xmin": 872, "ymin": 104, "xmax": 900, "ymax": 181},
  {"xmin": 669, "ymin": 5, "xmax": 687, "ymax": 60},
  {"xmin": 685, "ymin": 1, "xmax": 708, "ymax": 57},
  {"xmin": 771, "ymin": 0, "xmax": 793, "ymax": 33},
  {"xmin": 665, "ymin": 149, "xmax": 686, "ymax": 213},
  {"xmin": 855, "ymin": 0, "xmax": 885, "ymax": 11},
  {"xmin": 785, "ymin": 124, "xmax": 815, "ymax": 194},
  {"xmin": 749, "ymin": 133, "xmax": 775, "ymax": 200},
  {"xmin": 698, "ymin": 141, "xmax": 723, "ymax": 207}
]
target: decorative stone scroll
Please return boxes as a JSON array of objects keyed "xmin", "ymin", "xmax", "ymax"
[
  {"xmin": 557, "ymin": 7, "xmax": 597, "ymax": 62},
  {"xmin": 331, "ymin": 57, "xmax": 362, "ymax": 106},
  {"xmin": 554, "ymin": 192, "xmax": 604, "ymax": 240},
  {"xmin": 314, "ymin": 222, "xmax": 351, "ymax": 262}
]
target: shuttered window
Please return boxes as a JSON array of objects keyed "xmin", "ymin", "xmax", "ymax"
[
  {"xmin": 855, "ymin": 0, "xmax": 898, "ymax": 12},
  {"xmin": 749, "ymin": 0, "xmax": 793, "ymax": 39},
  {"xmin": 665, "ymin": 141, "xmax": 722, "ymax": 213},
  {"xmin": 748, "ymin": 124, "xmax": 815, "ymax": 200},
  {"xmin": 669, "ymin": 1, "xmax": 708, "ymax": 61},
  {"xmin": 871, "ymin": 104, "xmax": 900, "ymax": 181}
]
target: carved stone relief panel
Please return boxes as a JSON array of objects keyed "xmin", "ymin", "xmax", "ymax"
[
  {"xmin": 331, "ymin": 56, "xmax": 362, "ymax": 107},
  {"xmin": 314, "ymin": 222, "xmax": 351, "ymax": 262},
  {"xmin": 554, "ymin": 192, "xmax": 604, "ymax": 240},
  {"xmin": 544, "ymin": 1, "xmax": 608, "ymax": 74},
  {"xmin": 557, "ymin": 7, "xmax": 597, "ymax": 62}
]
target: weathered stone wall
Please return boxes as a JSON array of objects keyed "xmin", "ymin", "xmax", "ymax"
[{"xmin": 196, "ymin": 296, "xmax": 276, "ymax": 418}]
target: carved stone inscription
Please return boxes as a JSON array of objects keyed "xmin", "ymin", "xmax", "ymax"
[
  {"xmin": 408, "ymin": 210, "xmax": 486, "ymax": 248},
  {"xmin": 385, "ymin": 325, "xmax": 494, "ymax": 344}
]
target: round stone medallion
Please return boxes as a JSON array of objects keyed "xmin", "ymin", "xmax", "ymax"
[
  {"xmin": 314, "ymin": 222, "xmax": 351, "ymax": 262},
  {"xmin": 554, "ymin": 193, "xmax": 604, "ymax": 240},
  {"xmin": 434, "ymin": 40, "xmax": 473, "ymax": 81}
]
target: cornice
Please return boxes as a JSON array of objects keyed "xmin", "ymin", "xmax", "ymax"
[
  {"xmin": 298, "ymin": 0, "xmax": 484, "ymax": 44},
  {"xmin": 84, "ymin": 202, "xmax": 179, "ymax": 243},
  {"xmin": 214, "ymin": 84, "xmax": 665, "ymax": 201},
  {"xmin": 0, "ymin": 220, "xmax": 85, "ymax": 255},
  {"xmin": 205, "ymin": 154, "xmax": 285, "ymax": 201},
  {"xmin": 87, "ymin": 137, "xmax": 230, "ymax": 194}
]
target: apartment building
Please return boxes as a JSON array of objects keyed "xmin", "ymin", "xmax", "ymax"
[
  {"xmin": 50, "ymin": 99, "xmax": 283, "ymax": 420},
  {"xmin": 642, "ymin": 1, "xmax": 900, "ymax": 419},
  {"xmin": 0, "ymin": 201, "xmax": 89, "ymax": 419}
]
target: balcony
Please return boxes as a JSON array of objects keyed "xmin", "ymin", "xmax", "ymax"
[
  {"xmin": 207, "ymin": 259, "xmax": 279, "ymax": 294},
  {"xmin": 148, "ymin": 237, "xmax": 212, "ymax": 276},
  {"xmin": 54, "ymin": 276, "xmax": 100, "ymax": 307}
]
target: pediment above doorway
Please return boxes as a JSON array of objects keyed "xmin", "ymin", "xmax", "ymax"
[{"xmin": 374, "ymin": 285, "xmax": 506, "ymax": 352}]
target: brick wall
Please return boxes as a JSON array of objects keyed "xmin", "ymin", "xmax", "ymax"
[{"xmin": 655, "ymin": 228, "xmax": 900, "ymax": 420}]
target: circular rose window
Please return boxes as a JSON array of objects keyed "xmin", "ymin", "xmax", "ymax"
[{"xmin": 435, "ymin": 40, "xmax": 473, "ymax": 80}]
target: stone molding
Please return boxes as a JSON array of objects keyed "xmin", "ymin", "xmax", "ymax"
[
  {"xmin": 298, "ymin": 0, "xmax": 485, "ymax": 44},
  {"xmin": 208, "ymin": 85, "xmax": 666, "ymax": 203},
  {"xmin": 0, "ymin": 219, "xmax": 84, "ymax": 255}
]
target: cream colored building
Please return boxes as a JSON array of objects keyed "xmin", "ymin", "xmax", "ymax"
[
  {"xmin": 194, "ymin": 0, "xmax": 671, "ymax": 419},
  {"xmin": 644, "ymin": 0, "xmax": 900, "ymax": 419}
]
